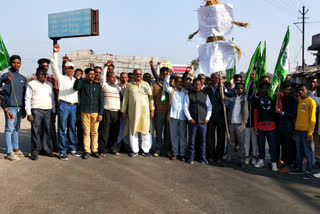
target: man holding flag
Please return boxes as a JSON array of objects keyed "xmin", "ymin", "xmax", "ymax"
[{"xmin": 0, "ymin": 35, "xmax": 27, "ymax": 161}]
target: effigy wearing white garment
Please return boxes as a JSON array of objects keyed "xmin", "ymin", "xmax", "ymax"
[
  {"xmin": 198, "ymin": 41, "xmax": 234, "ymax": 75},
  {"xmin": 197, "ymin": 4, "xmax": 234, "ymax": 38}
]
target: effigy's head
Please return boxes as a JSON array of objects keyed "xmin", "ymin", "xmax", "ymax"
[{"xmin": 205, "ymin": 0, "xmax": 221, "ymax": 6}]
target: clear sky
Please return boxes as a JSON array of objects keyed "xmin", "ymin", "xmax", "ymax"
[{"xmin": 1, "ymin": 0, "xmax": 319, "ymax": 77}]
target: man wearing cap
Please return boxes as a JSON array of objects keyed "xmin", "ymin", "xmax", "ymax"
[
  {"xmin": 51, "ymin": 44, "xmax": 79, "ymax": 160},
  {"xmin": 32, "ymin": 58, "xmax": 59, "ymax": 152}
]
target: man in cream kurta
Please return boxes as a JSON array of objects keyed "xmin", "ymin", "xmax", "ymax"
[{"xmin": 121, "ymin": 69, "xmax": 155, "ymax": 157}]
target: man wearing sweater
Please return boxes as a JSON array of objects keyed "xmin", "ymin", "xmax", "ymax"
[
  {"xmin": 253, "ymin": 82, "xmax": 278, "ymax": 171},
  {"xmin": 0, "ymin": 55, "xmax": 27, "ymax": 161},
  {"xmin": 289, "ymin": 84, "xmax": 316, "ymax": 180},
  {"xmin": 152, "ymin": 67, "xmax": 170, "ymax": 157},
  {"xmin": 73, "ymin": 68, "xmax": 104, "ymax": 159},
  {"xmin": 25, "ymin": 67, "xmax": 55, "ymax": 160},
  {"xmin": 98, "ymin": 65, "xmax": 121, "ymax": 156}
]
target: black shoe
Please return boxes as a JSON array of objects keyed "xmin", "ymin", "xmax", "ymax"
[
  {"xmin": 141, "ymin": 152, "xmax": 152, "ymax": 158},
  {"xmin": 92, "ymin": 152, "xmax": 100, "ymax": 159},
  {"xmin": 59, "ymin": 154, "xmax": 68, "ymax": 161},
  {"xmin": 30, "ymin": 155, "xmax": 38, "ymax": 161},
  {"xmin": 46, "ymin": 153, "xmax": 55, "ymax": 157},
  {"xmin": 82, "ymin": 152, "xmax": 90, "ymax": 159},
  {"xmin": 239, "ymin": 162, "xmax": 245, "ymax": 168}
]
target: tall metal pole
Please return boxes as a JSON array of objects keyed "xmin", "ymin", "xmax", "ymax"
[
  {"xmin": 302, "ymin": 6, "xmax": 305, "ymax": 72},
  {"xmin": 299, "ymin": 6, "xmax": 309, "ymax": 72}
]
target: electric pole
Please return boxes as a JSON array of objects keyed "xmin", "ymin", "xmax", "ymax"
[{"xmin": 294, "ymin": 6, "xmax": 309, "ymax": 72}]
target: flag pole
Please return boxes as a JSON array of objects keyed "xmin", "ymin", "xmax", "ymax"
[{"xmin": 219, "ymin": 72, "xmax": 230, "ymax": 140}]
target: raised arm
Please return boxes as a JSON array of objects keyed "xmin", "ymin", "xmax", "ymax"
[
  {"xmin": 51, "ymin": 44, "xmax": 63, "ymax": 83},
  {"xmin": 149, "ymin": 60, "xmax": 159, "ymax": 81}
]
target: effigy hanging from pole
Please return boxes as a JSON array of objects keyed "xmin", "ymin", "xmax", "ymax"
[{"xmin": 189, "ymin": 0, "xmax": 248, "ymax": 75}]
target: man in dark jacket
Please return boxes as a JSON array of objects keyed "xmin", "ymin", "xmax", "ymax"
[
  {"xmin": 205, "ymin": 73, "xmax": 226, "ymax": 163},
  {"xmin": 184, "ymin": 79, "xmax": 212, "ymax": 164},
  {"xmin": 0, "ymin": 55, "xmax": 26, "ymax": 161},
  {"xmin": 276, "ymin": 81, "xmax": 298, "ymax": 172},
  {"xmin": 73, "ymin": 68, "xmax": 104, "ymax": 159}
]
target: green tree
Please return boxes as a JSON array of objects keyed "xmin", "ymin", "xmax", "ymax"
[{"xmin": 191, "ymin": 58, "xmax": 199, "ymax": 71}]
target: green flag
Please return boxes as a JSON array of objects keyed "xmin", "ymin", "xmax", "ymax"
[
  {"xmin": 260, "ymin": 41, "xmax": 267, "ymax": 79},
  {"xmin": 254, "ymin": 41, "xmax": 267, "ymax": 91},
  {"xmin": 268, "ymin": 27, "xmax": 290, "ymax": 100},
  {"xmin": 244, "ymin": 42, "xmax": 261, "ymax": 92},
  {"xmin": 0, "ymin": 34, "xmax": 10, "ymax": 71},
  {"xmin": 226, "ymin": 38, "xmax": 236, "ymax": 83}
]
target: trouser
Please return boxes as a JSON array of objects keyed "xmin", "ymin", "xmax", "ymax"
[
  {"xmin": 244, "ymin": 128, "xmax": 258, "ymax": 157},
  {"xmin": 170, "ymin": 118, "xmax": 187, "ymax": 157},
  {"xmin": 99, "ymin": 110, "xmax": 120, "ymax": 153},
  {"xmin": 257, "ymin": 129, "xmax": 277, "ymax": 162},
  {"xmin": 277, "ymin": 133, "xmax": 291, "ymax": 165},
  {"xmin": 129, "ymin": 129, "xmax": 151, "ymax": 153},
  {"xmin": 226, "ymin": 123, "xmax": 245, "ymax": 162},
  {"xmin": 76, "ymin": 110, "xmax": 84, "ymax": 151},
  {"xmin": 206, "ymin": 119, "xmax": 225, "ymax": 160},
  {"xmin": 155, "ymin": 112, "xmax": 171, "ymax": 152},
  {"xmin": 39, "ymin": 113, "xmax": 58, "ymax": 151},
  {"xmin": 188, "ymin": 123, "xmax": 207, "ymax": 162},
  {"xmin": 296, "ymin": 130, "xmax": 313, "ymax": 172},
  {"xmin": 31, "ymin": 109, "xmax": 52, "ymax": 155},
  {"xmin": 313, "ymin": 133, "xmax": 320, "ymax": 162},
  {"xmin": 288, "ymin": 134, "xmax": 297, "ymax": 165},
  {"xmin": 81, "ymin": 113, "xmax": 100, "ymax": 154},
  {"xmin": 4, "ymin": 107, "xmax": 22, "ymax": 154},
  {"xmin": 57, "ymin": 102, "xmax": 77, "ymax": 154}
]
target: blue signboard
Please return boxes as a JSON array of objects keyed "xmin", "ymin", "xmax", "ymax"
[{"xmin": 48, "ymin": 8, "xmax": 94, "ymax": 38}]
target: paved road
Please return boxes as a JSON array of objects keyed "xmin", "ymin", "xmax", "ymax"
[{"xmin": 0, "ymin": 111, "xmax": 319, "ymax": 214}]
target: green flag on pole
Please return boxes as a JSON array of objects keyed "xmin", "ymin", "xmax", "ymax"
[
  {"xmin": 0, "ymin": 34, "xmax": 10, "ymax": 71},
  {"xmin": 226, "ymin": 38, "xmax": 236, "ymax": 83},
  {"xmin": 254, "ymin": 41, "xmax": 267, "ymax": 91},
  {"xmin": 244, "ymin": 42, "xmax": 261, "ymax": 92},
  {"xmin": 268, "ymin": 27, "xmax": 290, "ymax": 100}
]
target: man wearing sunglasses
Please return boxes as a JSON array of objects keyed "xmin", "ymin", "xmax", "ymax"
[{"xmin": 51, "ymin": 44, "xmax": 79, "ymax": 160}]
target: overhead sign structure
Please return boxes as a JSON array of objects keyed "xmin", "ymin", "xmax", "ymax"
[{"xmin": 48, "ymin": 8, "xmax": 99, "ymax": 39}]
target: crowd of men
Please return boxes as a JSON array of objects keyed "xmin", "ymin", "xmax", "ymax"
[{"xmin": 0, "ymin": 43, "xmax": 320, "ymax": 180}]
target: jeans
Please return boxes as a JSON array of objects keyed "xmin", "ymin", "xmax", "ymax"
[
  {"xmin": 296, "ymin": 130, "xmax": 313, "ymax": 172},
  {"xmin": 170, "ymin": 118, "xmax": 187, "ymax": 156},
  {"xmin": 244, "ymin": 128, "xmax": 258, "ymax": 157},
  {"xmin": 258, "ymin": 129, "xmax": 277, "ymax": 162},
  {"xmin": 57, "ymin": 102, "xmax": 77, "ymax": 154},
  {"xmin": 4, "ymin": 107, "xmax": 22, "ymax": 154},
  {"xmin": 188, "ymin": 123, "xmax": 207, "ymax": 162}
]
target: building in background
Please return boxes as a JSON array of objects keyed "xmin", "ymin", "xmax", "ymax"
[
  {"xmin": 289, "ymin": 33, "xmax": 320, "ymax": 83},
  {"xmin": 65, "ymin": 49, "xmax": 164, "ymax": 76}
]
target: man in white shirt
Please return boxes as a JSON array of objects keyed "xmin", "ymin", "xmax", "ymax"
[
  {"xmin": 25, "ymin": 67, "xmax": 55, "ymax": 160},
  {"xmin": 225, "ymin": 82, "xmax": 248, "ymax": 167},
  {"xmin": 184, "ymin": 79, "xmax": 212, "ymax": 164},
  {"xmin": 51, "ymin": 44, "xmax": 79, "ymax": 161},
  {"xmin": 164, "ymin": 74, "xmax": 187, "ymax": 161}
]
